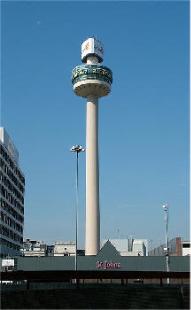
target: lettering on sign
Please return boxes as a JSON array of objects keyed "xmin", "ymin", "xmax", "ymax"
[{"xmin": 96, "ymin": 260, "xmax": 121, "ymax": 270}]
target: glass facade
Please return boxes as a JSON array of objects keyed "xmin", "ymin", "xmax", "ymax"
[{"xmin": 72, "ymin": 64, "xmax": 113, "ymax": 86}]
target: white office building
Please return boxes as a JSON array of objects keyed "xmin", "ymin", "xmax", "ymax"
[
  {"xmin": 181, "ymin": 241, "xmax": 190, "ymax": 256},
  {"xmin": 0, "ymin": 128, "xmax": 25, "ymax": 257},
  {"xmin": 54, "ymin": 241, "xmax": 75, "ymax": 256}
]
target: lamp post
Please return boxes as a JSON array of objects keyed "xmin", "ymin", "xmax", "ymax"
[
  {"xmin": 70, "ymin": 145, "xmax": 85, "ymax": 279},
  {"xmin": 162, "ymin": 203, "xmax": 169, "ymax": 284}
]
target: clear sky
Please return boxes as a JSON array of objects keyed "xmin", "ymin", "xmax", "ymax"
[{"xmin": 1, "ymin": 1, "xmax": 189, "ymax": 249}]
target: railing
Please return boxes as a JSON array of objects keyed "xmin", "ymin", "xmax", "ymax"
[{"xmin": 1, "ymin": 269, "xmax": 189, "ymax": 286}]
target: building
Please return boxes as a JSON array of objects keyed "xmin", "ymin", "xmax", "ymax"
[
  {"xmin": 2, "ymin": 240, "xmax": 189, "ymax": 278},
  {"xmin": 148, "ymin": 237, "xmax": 190, "ymax": 256},
  {"xmin": 0, "ymin": 128, "xmax": 25, "ymax": 257},
  {"xmin": 182, "ymin": 241, "xmax": 191, "ymax": 256},
  {"xmin": 101, "ymin": 238, "xmax": 148, "ymax": 256},
  {"xmin": 1, "ymin": 241, "xmax": 189, "ymax": 309},
  {"xmin": 132, "ymin": 239, "xmax": 148, "ymax": 256},
  {"xmin": 22, "ymin": 239, "xmax": 85, "ymax": 257},
  {"xmin": 54, "ymin": 241, "xmax": 75, "ymax": 256},
  {"xmin": 22, "ymin": 239, "xmax": 47, "ymax": 257},
  {"xmin": 46, "ymin": 245, "xmax": 54, "ymax": 256},
  {"xmin": 1, "ymin": 240, "xmax": 189, "ymax": 292}
]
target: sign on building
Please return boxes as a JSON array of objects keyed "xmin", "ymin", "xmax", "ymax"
[
  {"xmin": 2, "ymin": 259, "xmax": 15, "ymax": 267},
  {"xmin": 81, "ymin": 38, "xmax": 104, "ymax": 62}
]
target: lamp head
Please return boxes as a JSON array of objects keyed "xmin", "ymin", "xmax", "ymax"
[
  {"xmin": 70, "ymin": 145, "xmax": 85, "ymax": 153},
  {"xmin": 162, "ymin": 204, "xmax": 169, "ymax": 212}
]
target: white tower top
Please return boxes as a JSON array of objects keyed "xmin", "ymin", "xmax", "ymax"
[{"xmin": 81, "ymin": 37, "xmax": 104, "ymax": 63}]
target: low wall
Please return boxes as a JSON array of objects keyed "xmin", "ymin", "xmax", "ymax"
[{"xmin": 1, "ymin": 255, "xmax": 188, "ymax": 272}]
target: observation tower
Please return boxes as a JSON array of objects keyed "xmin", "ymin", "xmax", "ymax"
[{"xmin": 72, "ymin": 38, "xmax": 113, "ymax": 255}]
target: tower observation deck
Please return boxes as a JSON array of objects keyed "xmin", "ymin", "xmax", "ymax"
[{"xmin": 72, "ymin": 37, "xmax": 113, "ymax": 255}]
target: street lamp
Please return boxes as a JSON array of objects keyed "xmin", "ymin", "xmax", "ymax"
[
  {"xmin": 70, "ymin": 145, "xmax": 85, "ymax": 279},
  {"xmin": 162, "ymin": 203, "xmax": 169, "ymax": 284}
]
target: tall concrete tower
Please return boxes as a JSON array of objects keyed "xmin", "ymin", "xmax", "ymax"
[{"xmin": 72, "ymin": 38, "xmax": 113, "ymax": 255}]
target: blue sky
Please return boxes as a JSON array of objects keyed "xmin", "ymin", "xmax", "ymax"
[{"xmin": 1, "ymin": 1, "xmax": 189, "ymax": 249}]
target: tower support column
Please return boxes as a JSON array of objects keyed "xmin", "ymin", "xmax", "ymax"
[
  {"xmin": 71, "ymin": 37, "xmax": 113, "ymax": 256},
  {"xmin": 85, "ymin": 96, "xmax": 100, "ymax": 255}
]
